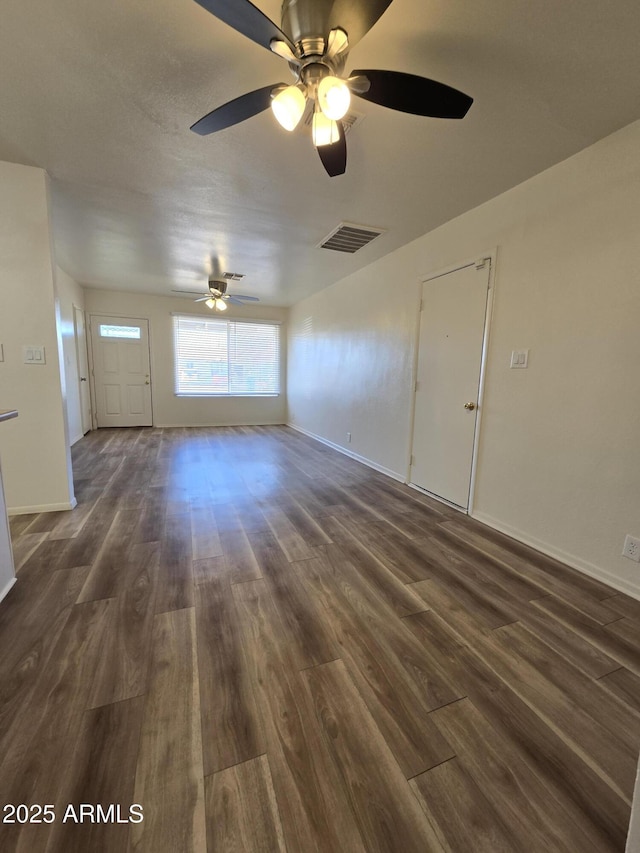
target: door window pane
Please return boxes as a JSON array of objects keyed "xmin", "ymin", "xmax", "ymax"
[{"xmin": 99, "ymin": 324, "xmax": 141, "ymax": 339}]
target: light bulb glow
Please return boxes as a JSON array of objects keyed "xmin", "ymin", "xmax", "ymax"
[
  {"xmin": 216, "ymin": 299, "xmax": 228, "ymax": 311},
  {"xmin": 312, "ymin": 111, "xmax": 339, "ymax": 147},
  {"xmin": 271, "ymin": 86, "xmax": 306, "ymax": 131},
  {"xmin": 317, "ymin": 76, "xmax": 350, "ymax": 120},
  {"xmin": 205, "ymin": 297, "xmax": 216, "ymax": 309}
]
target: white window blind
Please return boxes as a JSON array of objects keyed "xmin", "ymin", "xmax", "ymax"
[{"xmin": 173, "ymin": 315, "xmax": 280, "ymax": 396}]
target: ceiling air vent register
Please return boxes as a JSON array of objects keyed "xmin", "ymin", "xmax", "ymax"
[{"xmin": 318, "ymin": 222, "xmax": 386, "ymax": 253}]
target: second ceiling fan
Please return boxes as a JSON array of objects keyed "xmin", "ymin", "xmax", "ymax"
[
  {"xmin": 190, "ymin": 0, "xmax": 473, "ymax": 177},
  {"xmin": 174, "ymin": 279, "xmax": 260, "ymax": 311}
]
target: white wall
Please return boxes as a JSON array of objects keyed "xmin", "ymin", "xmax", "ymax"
[
  {"xmin": 0, "ymin": 162, "xmax": 75, "ymax": 513},
  {"xmin": 288, "ymin": 269, "xmax": 419, "ymax": 479},
  {"xmin": 55, "ymin": 266, "xmax": 86, "ymax": 444},
  {"xmin": 288, "ymin": 119, "xmax": 640, "ymax": 599},
  {"xmin": 84, "ymin": 289, "xmax": 287, "ymax": 427}
]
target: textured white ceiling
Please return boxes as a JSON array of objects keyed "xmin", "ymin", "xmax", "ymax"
[{"xmin": 1, "ymin": 0, "xmax": 639, "ymax": 305}]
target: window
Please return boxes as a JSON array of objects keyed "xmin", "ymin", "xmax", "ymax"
[
  {"xmin": 99, "ymin": 323, "xmax": 141, "ymax": 339},
  {"xmin": 173, "ymin": 315, "xmax": 280, "ymax": 396}
]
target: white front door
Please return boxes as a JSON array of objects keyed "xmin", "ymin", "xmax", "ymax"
[
  {"xmin": 73, "ymin": 305, "xmax": 92, "ymax": 434},
  {"xmin": 410, "ymin": 260, "xmax": 491, "ymax": 510},
  {"xmin": 90, "ymin": 315, "xmax": 152, "ymax": 427}
]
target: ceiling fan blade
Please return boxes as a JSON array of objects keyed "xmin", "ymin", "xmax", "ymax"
[
  {"xmin": 191, "ymin": 83, "xmax": 283, "ymax": 135},
  {"xmin": 194, "ymin": 296, "xmax": 212, "ymax": 302},
  {"xmin": 317, "ymin": 121, "xmax": 347, "ymax": 177},
  {"xmin": 326, "ymin": 0, "xmax": 393, "ymax": 49},
  {"xmin": 231, "ymin": 294, "xmax": 260, "ymax": 302},
  {"xmin": 193, "ymin": 0, "xmax": 296, "ymax": 54},
  {"xmin": 226, "ymin": 296, "xmax": 250, "ymax": 305},
  {"xmin": 172, "ymin": 289, "xmax": 209, "ymax": 295},
  {"xmin": 350, "ymin": 69, "xmax": 473, "ymax": 119}
]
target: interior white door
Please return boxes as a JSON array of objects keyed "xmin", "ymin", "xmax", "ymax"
[
  {"xmin": 90, "ymin": 315, "xmax": 152, "ymax": 427},
  {"xmin": 410, "ymin": 261, "xmax": 490, "ymax": 509},
  {"xmin": 73, "ymin": 305, "xmax": 92, "ymax": 434}
]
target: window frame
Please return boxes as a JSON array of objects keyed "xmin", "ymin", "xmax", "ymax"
[{"xmin": 172, "ymin": 313, "xmax": 281, "ymax": 398}]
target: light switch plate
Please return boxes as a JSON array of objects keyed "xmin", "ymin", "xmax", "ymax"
[
  {"xmin": 510, "ymin": 349, "xmax": 529, "ymax": 369},
  {"xmin": 23, "ymin": 345, "xmax": 46, "ymax": 364}
]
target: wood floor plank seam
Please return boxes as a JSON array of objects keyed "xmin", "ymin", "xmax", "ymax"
[
  {"xmin": 201, "ymin": 751, "xmax": 270, "ymax": 780},
  {"xmin": 297, "ymin": 656, "xmax": 343, "ymax": 673},
  {"xmin": 595, "ymin": 665, "xmax": 625, "ymax": 679},
  {"xmin": 301, "ymin": 658, "xmax": 450, "ymax": 852},
  {"xmin": 457, "ymin": 639, "xmax": 633, "ymax": 802},
  {"xmin": 405, "ymin": 752, "xmax": 461, "ymax": 782},
  {"xmin": 428, "ymin": 697, "xmax": 610, "ymax": 853},
  {"xmin": 411, "ymin": 582, "xmax": 637, "ymax": 798}
]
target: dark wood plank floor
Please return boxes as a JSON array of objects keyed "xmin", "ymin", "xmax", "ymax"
[{"xmin": 1, "ymin": 425, "xmax": 639, "ymax": 852}]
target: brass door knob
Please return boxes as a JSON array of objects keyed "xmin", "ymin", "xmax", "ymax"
[{"xmin": 464, "ymin": 402, "xmax": 476, "ymax": 410}]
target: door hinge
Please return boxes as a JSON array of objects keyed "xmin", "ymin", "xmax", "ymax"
[
  {"xmin": 415, "ymin": 380, "xmax": 419, "ymax": 392},
  {"xmin": 419, "ymin": 299, "xmax": 424, "ymax": 312},
  {"xmin": 410, "ymin": 454, "xmax": 415, "ymax": 466},
  {"xmin": 475, "ymin": 257, "xmax": 491, "ymax": 270}
]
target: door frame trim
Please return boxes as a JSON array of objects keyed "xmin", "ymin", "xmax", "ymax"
[
  {"xmin": 406, "ymin": 248, "xmax": 498, "ymax": 515},
  {"xmin": 72, "ymin": 303, "xmax": 92, "ymax": 437},
  {"xmin": 88, "ymin": 313, "xmax": 154, "ymax": 428}
]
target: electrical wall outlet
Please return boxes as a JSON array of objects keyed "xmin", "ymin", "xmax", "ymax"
[{"xmin": 622, "ymin": 534, "xmax": 640, "ymax": 562}]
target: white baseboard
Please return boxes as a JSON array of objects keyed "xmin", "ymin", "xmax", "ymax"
[
  {"xmin": 287, "ymin": 422, "xmax": 404, "ymax": 482},
  {"xmin": 472, "ymin": 511, "xmax": 640, "ymax": 601},
  {"xmin": 70, "ymin": 432, "xmax": 84, "ymax": 446},
  {"xmin": 0, "ymin": 576, "xmax": 16, "ymax": 604},
  {"xmin": 154, "ymin": 421, "xmax": 286, "ymax": 428},
  {"xmin": 8, "ymin": 498, "xmax": 77, "ymax": 516}
]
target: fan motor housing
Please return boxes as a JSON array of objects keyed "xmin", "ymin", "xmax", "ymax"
[
  {"xmin": 281, "ymin": 0, "xmax": 334, "ymax": 47},
  {"xmin": 209, "ymin": 280, "xmax": 228, "ymax": 295}
]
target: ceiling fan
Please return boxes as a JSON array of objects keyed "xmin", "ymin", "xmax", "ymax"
[
  {"xmin": 173, "ymin": 280, "xmax": 260, "ymax": 311},
  {"xmin": 190, "ymin": 0, "xmax": 473, "ymax": 177}
]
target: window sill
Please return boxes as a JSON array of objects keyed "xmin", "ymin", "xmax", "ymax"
[{"xmin": 174, "ymin": 393, "xmax": 280, "ymax": 398}]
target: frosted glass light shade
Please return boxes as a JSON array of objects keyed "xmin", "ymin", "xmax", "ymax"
[
  {"xmin": 271, "ymin": 86, "xmax": 306, "ymax": 131},
  {"xmin": 317, "ymin": 76, "xmax": 350, "ymax": 120},
  {"xmin": 312, "ymin": 111, "xmax": 339, "ymax": 147},
  {"xmin": 205, "ymin": 297, "xmax": 216, "ymax": 309},
  {"xmin": 216, "ymin": 299, "xmax": 228, "ymax": 311}
]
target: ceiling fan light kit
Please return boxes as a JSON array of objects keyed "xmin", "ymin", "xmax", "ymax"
[
  {"xmin": 187, "ymin": 278, "xmax": 260, "ymax": 310},
  {"xmin": 190, "ymin": 0, "xmax": 473, "ymax": 176},
  {"xmin": 312, "ymin": 110, "xmax": 340, "ymax": 146},
  {"xmin": 317, "ymin": 75, "xmax": 351, "ymax": 120},
  {"xmin": 205, "ymin": 296, "xmax": 228, "ymax": 310},
  {"xmin": 271, "ymin": 85, "xmax": 306, "ymax": 130}
]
